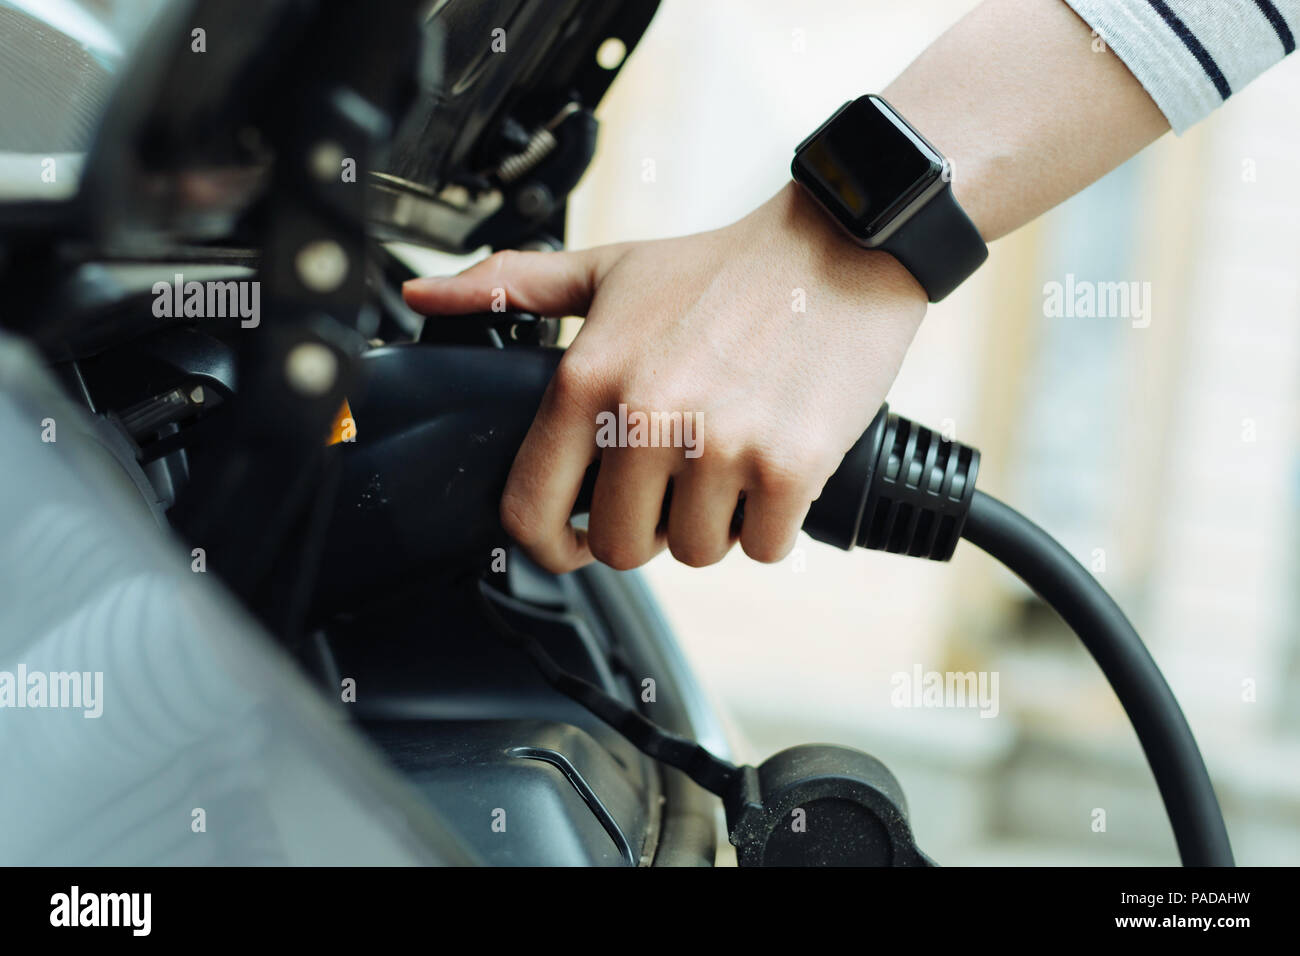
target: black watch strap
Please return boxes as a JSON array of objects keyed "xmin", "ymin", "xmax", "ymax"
[{"xmin": 880, "ymin": 182, "xmax": 988, "ymax": 303}]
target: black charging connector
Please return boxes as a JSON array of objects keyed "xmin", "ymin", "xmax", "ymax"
[{"xmin": 803, "ymin": 403, "xmax": 978, "ymax": 558}]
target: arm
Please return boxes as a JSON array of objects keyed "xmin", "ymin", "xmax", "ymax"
[
  {"xmin": 884, "ymin": 0, "xmax": 1168, "ymax": 243},
  {"xmin": 401, "ymin": 0, "xmax": 1262, "ymax": 574}
]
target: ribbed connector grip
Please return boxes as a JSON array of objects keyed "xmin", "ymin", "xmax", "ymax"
[
  {"xmin": 804, "ymin": 404, "xmax": 979, "ymax": 561},
  {"xmin": 860, "ymin": 412, "xmax": 979, "ymax": 559}
]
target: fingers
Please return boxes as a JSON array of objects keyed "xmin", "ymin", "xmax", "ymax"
[
  {"xmin": 586, "ymin": 447, "xmax": 673, "ymax": 571},
  {"xmin": 402, "ymin": 247, "xmax": 619, "ymax": 318},
  {"xmin": 508, "ymin": 365, "xmax": 820, "ymax": 571},
  {"xmin": 506, "ymin": 396, "xmax": 819, "ymax": 571},
  {"xmin": 735, "ymin": 438, "xmax": 835, "ymax": 563},
  {"xmin": 498, "ymin": 360, "xmax": 600, "ymax": 574},
  {"xmin": 587, "ymin": 445, "xmax": 815, "ymax": 570},
  {"xmin": 738, "ymin": 475, "xmax": 814, "ymax": 564},
  {"xmin": 665, "ymin": 461, "xmax": 742, "ymax": 567},
  {"xmin": 405, "ymin": 244, "xmax": 829, "ymax": 573}
]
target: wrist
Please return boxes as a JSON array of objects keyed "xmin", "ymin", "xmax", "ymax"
[{"xmin": 773, "ymin": 181, "xmax": 929, "ymax": 309}]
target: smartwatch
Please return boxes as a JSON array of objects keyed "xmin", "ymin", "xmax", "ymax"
[{"xmin": 791, "ymin": 95, "xmax": 987, "ymax": 303}]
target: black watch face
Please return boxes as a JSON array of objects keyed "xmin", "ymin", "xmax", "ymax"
[{"xmin": 793, "ymin": 95, "xmax": 944, "ymax": 241}]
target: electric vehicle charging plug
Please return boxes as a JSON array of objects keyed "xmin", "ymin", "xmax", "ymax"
[{"xmin": 802, "ymin": 403, "xmax": 978, "ymax": 557}]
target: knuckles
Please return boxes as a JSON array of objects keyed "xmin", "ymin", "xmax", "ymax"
[
  {"xmin": 550, "ymin": 352, "xmax": 608, "ymax": 408},
  {"xmin": 483, "ymin": 248, "xmax": 520, "ymax": 275},
  {"xmin": 667, "ymin": 536, "xmax": 730, "ymax": 568},
  {"xmin": 748, "ymin": 438, "xmax": 832, "ymax": 500},
  {"xmin": 499, "ymin": 493, "xmax": 539, "ymax": 547},
  {"xmin": 586, "ymin": 532, "xmax": 653, "ymax": 571},
  {"xmin": 740, "ymin": 532, "xmax": 796, "ymax": 564},
  {"xmin": 516, "ymin": 361, "xmax": 844, "ymax": 571}
]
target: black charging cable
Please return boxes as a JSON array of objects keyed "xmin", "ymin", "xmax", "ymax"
[
  {"xmin": 481, "ymin": 403, "xmax": 1234, "ymax": 866},
  {"xmin": 961, "ymin": 491, "xmax": 1234, "ymax": 867}
]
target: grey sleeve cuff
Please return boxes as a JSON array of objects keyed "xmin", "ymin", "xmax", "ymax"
[{"xmin": 1063, "ymin": 0, "xmax": 1298, "ymax": 135}]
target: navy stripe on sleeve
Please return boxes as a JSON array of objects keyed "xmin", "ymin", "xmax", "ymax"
[
  {"xmin": 1145, "ymin": 0, "xmax": 1233, "ymax": 100},
  {"xmin": 1252, "ymin": 0, "xmax": 1297, "ymax": 54}
]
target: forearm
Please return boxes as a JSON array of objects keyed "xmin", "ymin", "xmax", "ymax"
[{"xmin": 883, "ymin": 0, "xmax": 1170, "ymax": 243}]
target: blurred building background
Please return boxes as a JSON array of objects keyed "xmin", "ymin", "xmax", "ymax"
[{"xmin": 567, "ymin": 0, "xmax": 1300, "ymax": 865}]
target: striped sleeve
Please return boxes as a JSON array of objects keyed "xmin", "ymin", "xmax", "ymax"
[{"xmin": 1063, "ymin": 0, "xmax": 1298, "ymax": 133}]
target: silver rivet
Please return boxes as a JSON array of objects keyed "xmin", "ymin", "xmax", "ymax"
[
  {"xmin": 516, "ymin": 183, "xmax": 552, "ymax": 218},
  {"xmin": 596, "ymin": 37, "xmax": 626, "ymax": 70},
  {"xmin": 296, "ymin": 239, "xmax": 349, "ymax": 293},
  {"xmin": 310, "ymin": 141, "xmax": 345, "ymax": 183},
  {"xmin": 285, "ymin": 342, "xmax": 338, "ymax": 396}
]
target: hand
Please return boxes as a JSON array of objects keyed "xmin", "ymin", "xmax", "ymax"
[{"xmin": 403, "ymin": 182, "xmax": 928, "ymax": 573}]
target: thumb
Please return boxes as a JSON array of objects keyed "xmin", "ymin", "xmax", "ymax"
[{"xmin": 402, "ymin": 246, "xmax": 618, "ymax": 318}]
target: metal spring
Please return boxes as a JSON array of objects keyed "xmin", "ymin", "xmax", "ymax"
[{"xmin": 496, "ymin": 127, "xmax": 558, "ymax": 184}]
